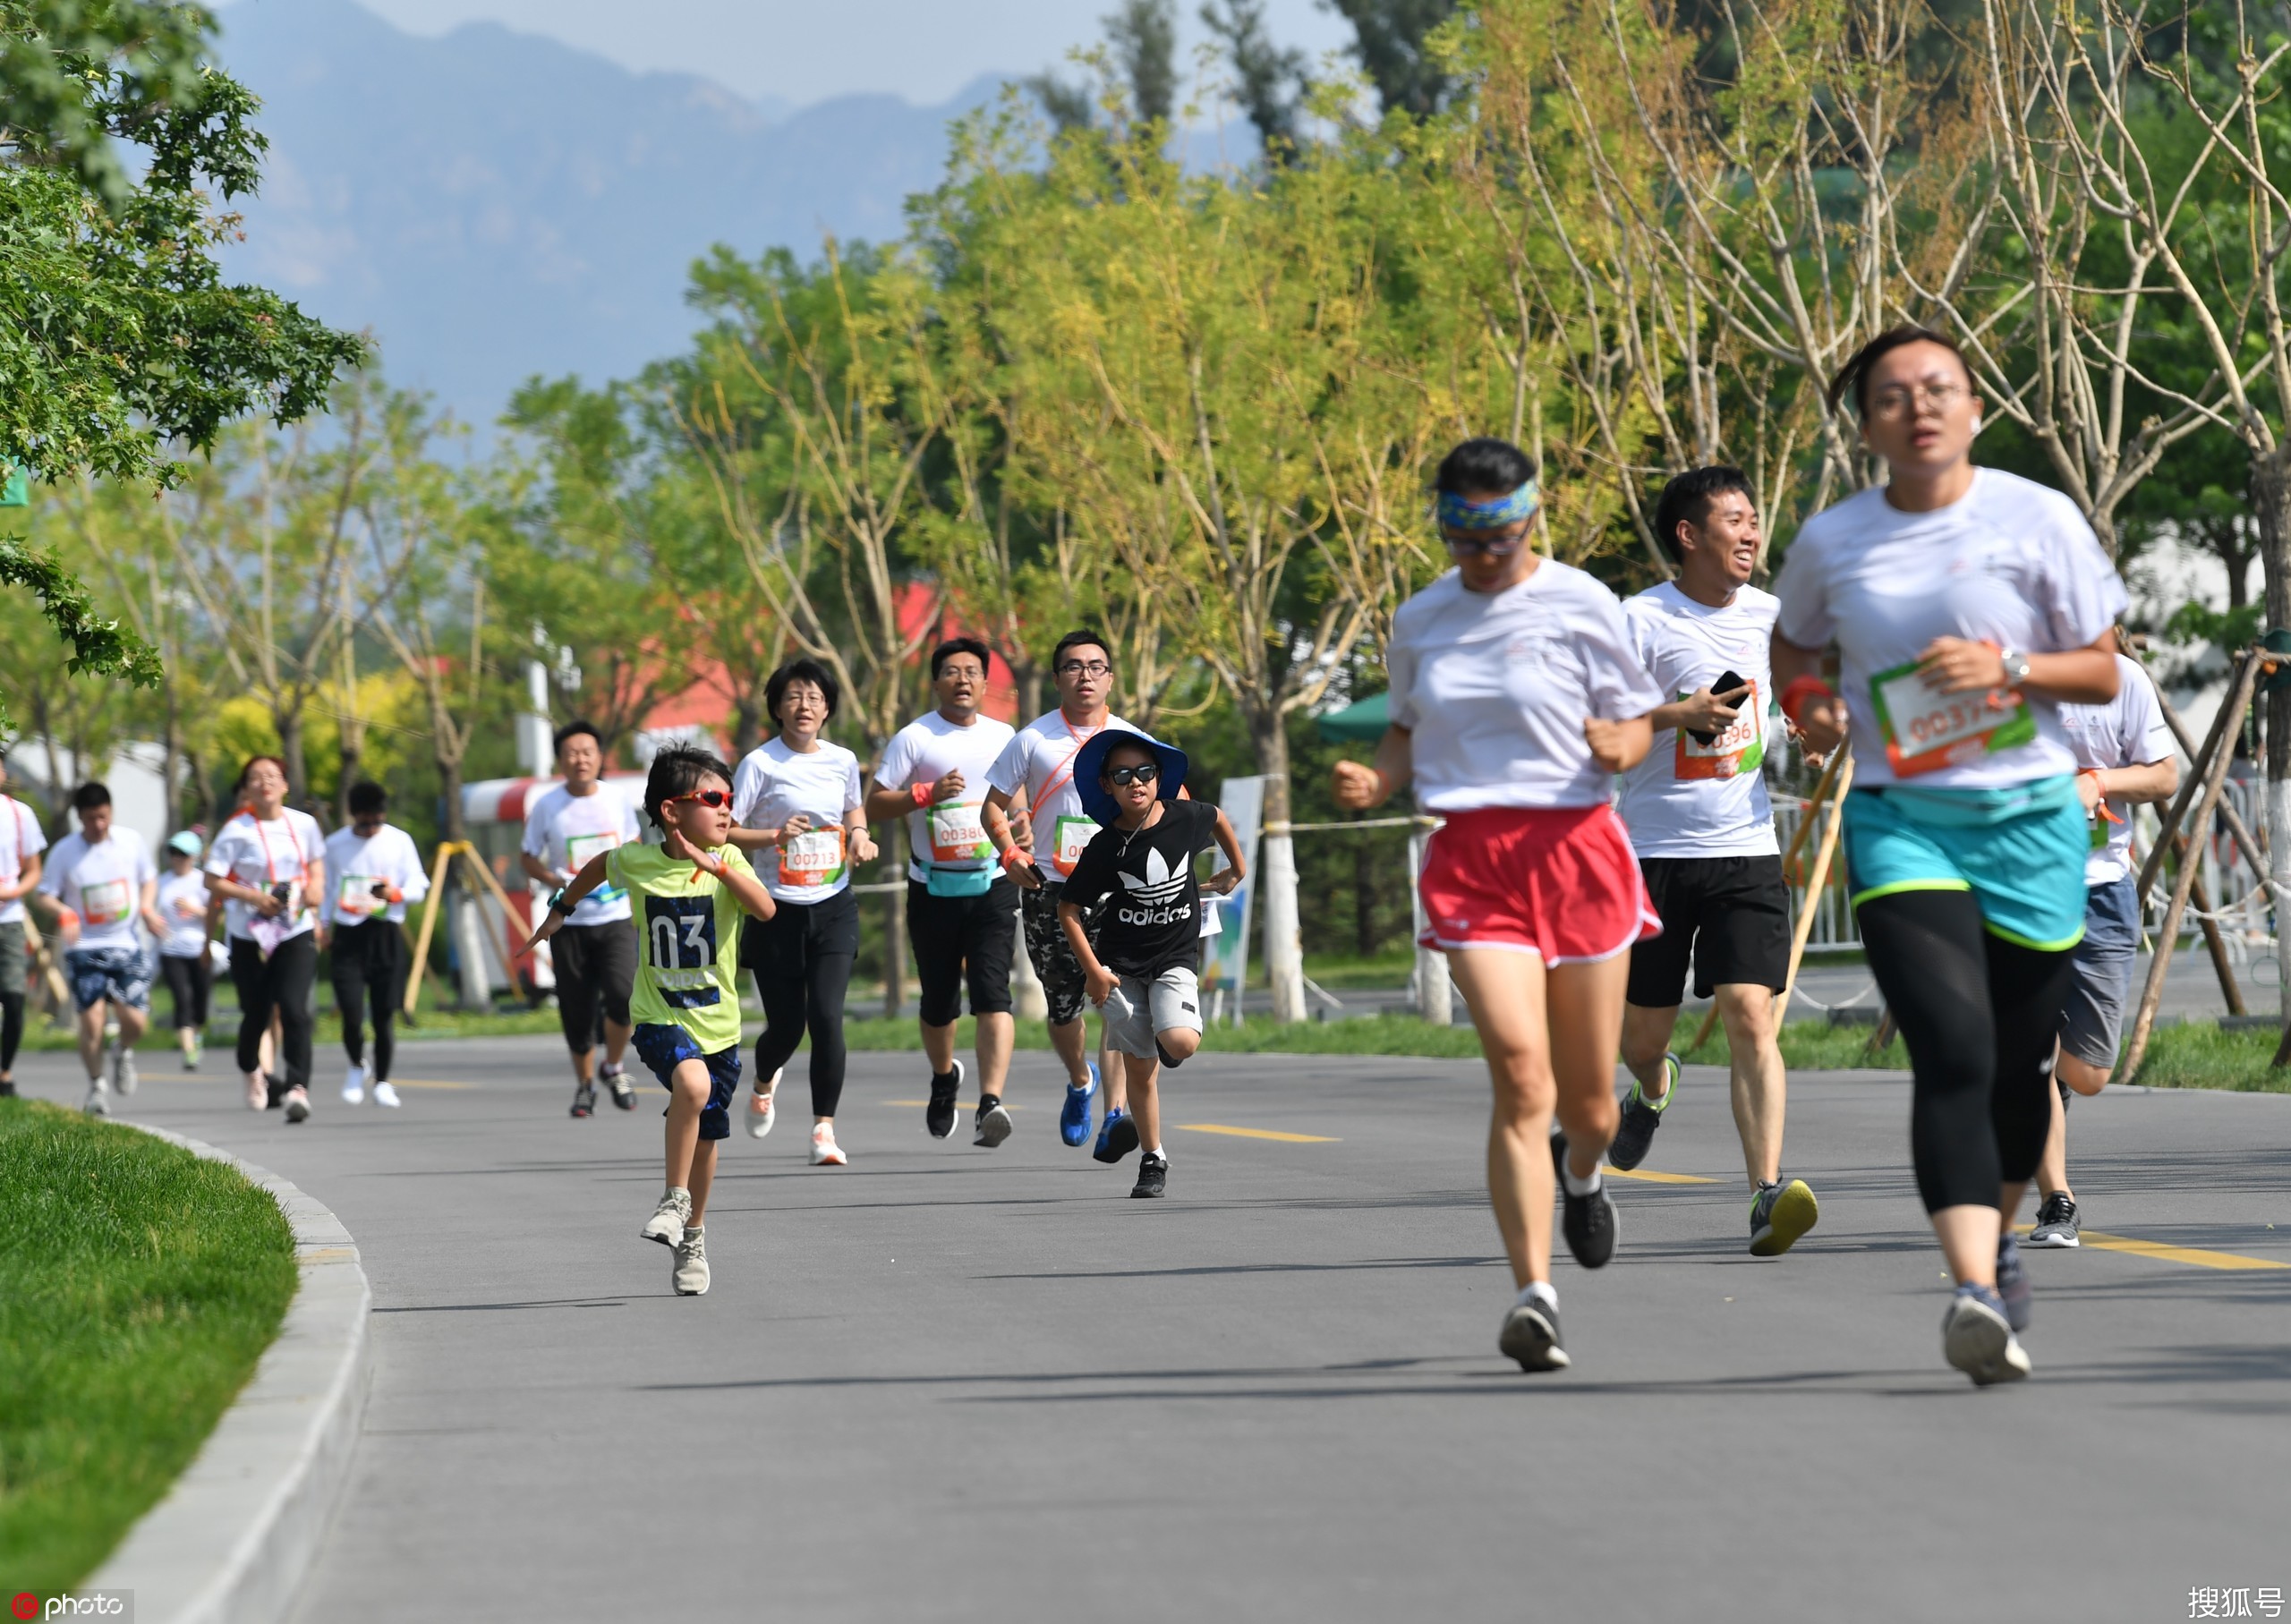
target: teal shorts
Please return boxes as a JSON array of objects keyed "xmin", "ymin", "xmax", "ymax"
[{"xmin": 1843, "ymin": 778, "xmax": 2089, "ymax": 952}]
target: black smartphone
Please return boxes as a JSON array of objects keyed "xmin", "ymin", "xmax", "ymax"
[{"xmin": 1686, "ymin": 669, "xmax": 1750, "ymax": 745}]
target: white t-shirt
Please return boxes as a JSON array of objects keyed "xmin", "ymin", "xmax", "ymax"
[
  {"xmin": 521, "ymin": 782, "xmax": 643, "ymax": 927},
  {"xmin": 985, "ymin": 710, "xmax": 1144, "ymax": 880},
  {"xmin": 732, "ymin": 737, "xmax": 867, "ymax": 904},
  {"xmin": 204, "ymin": 808, "xmax": 327, "ymax": 944},
  {"xmin": 321, "ymin": 823, "xmax": 431, "ymax": 925},
  {"xmin": 0, "ymin": 795, "xmax": 49, "ymax": 927},
  {"xmin": 876, "ymin": 710, "xmax": 1018, "ymax": 883},
  {"xmin": 2057, "ymin": 654, "xmax": 2176, "ymax": 887},
  {"xmin": 40, "ymin": 827, "xmax": 157, "ymax": 952},
  {"xmin": 1614, "ymin": 583, "xmax": 1782, "ymax": 858},
  {"xmin": 156, "ymin": 868, "xmax": 214, "ymax": 957},
  {"xmin": 1386, "ymin": 562, "xmax": 1665, "ymax": 812},
  {"xmin": 1774, "ymin": 470, "xmax": 2129, "ymax": 790}
]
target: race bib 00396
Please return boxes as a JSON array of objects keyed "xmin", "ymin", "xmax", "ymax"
[
  {"xmin": 1674, "ymin": 678, "xmax": 1765, "ymax": 781},
  {"xmin": 1869, "ymin": 656, "xmax": 2035, "ymax": 778}
]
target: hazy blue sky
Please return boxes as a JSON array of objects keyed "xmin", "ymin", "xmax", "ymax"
[{"xmin": 229, "ymin": 0, "xmax": 1358, "ymax": 109}]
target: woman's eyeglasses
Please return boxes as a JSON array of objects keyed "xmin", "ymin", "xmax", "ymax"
[
  {"xmin": 671, "ymin": 789, "xmax": 733, "ymax": 809},
  {"xmin": 1105, "ymin": 763, "xmax": 1160, "ymax": 787}
]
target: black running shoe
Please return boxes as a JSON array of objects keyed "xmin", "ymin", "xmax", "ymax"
[
  {"xmin": 1094, "ymin": 1109, "xmax": 1140, "ymax": 1165},
  {"xmin": 603, "ymin": 1066, "xmax": 635, "ymax": 1111},
  {"xmin": 1562, "ymin": 1181, "xmax": 1618, "ymax": 1269},
  {"xmin": 0, "ymin": 1079, "xmax": 16, "ymax": 1098},
  {"xmin": 570, "ymin": 1083, "xmax": 597, "ymax": 1119},
  {"xmin": 1606, "ymin": 1053, "xmax": 1677, "ymax": 1171},
  {"xmin": 927, "ymin": 1059, "xmax": 963, "ymax": 1140},
  {"xmin": 1497, "ymin": 1299, "xmax": 1569, "ymax": 1372},
  {"xmin": 1130, "ymin": 1151, "xmax": 1167, "ymax": 1198},
  {"xmin": 2027, "ymin": 1192, "xmax": 2080, "ymax": 1249},
  {"xmin": 973, "ymin": 1095, "xmax": 1013, "ymax": 1148}
]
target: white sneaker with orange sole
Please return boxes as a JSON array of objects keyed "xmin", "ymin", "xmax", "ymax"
[
  {"xmin": 809, "ymin": 1124, "xmax": 847, "ymax": 1167},
  {"xmin": 748, "ymin": 1067, "xmax": 780, "ymax": 1139}
]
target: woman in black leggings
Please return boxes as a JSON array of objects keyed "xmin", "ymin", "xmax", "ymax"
[
  {"xmin": 204, "ymin": 757, "xmax": 328, "ymax": 1122},
  {"xmin": 1772, "ymin": 326, "xmax": 2127, "ymax": 1385},
  {"xmin": 728, "ymin": 659, "xmax": 878, "ymax": 1165}
]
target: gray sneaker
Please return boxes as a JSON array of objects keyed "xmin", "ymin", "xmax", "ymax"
[
  {"xmin": 1942, "ymin": 1285, "xmax": 2031, "ymax": 1386},
  {"xmin": 674, "ymin": 1227, "xmax": 710, "ymax": 1296},
  {"xmin": 1498, "ymin": 1299, "xmax": 1570, "ymax": 1372},
  {"xmin": 111, "ymin": 1042, "xmax": 139, "ymax": 1098},
  {"xmin": 2027, "ymin": 1193, "xmax": 2081, "ymax": 1249},
  {"xmin": 641, "ymin": 1186, "xmax": 692, "ymax": 1249},
  {"xmin": 83, "ymin": 1079, "xmax": 112, "ymax": 1118}
]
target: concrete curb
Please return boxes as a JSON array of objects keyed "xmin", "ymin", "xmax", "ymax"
[{"xmin": 89, "ymin": 1125, "xmax": 372, "ymax": 1624}]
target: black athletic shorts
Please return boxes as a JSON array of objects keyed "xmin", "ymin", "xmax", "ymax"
[
  {"xmin": 907, "ymin": 877, "xmax": 1018, "ymax": 1026},
  {"xmin": 552, "ymin": 920, "xmax": 636, "ymax": 1052},
  {"xmin": 1625, "ymin": 854, "xmax": 1792, "ymax": 1007}
]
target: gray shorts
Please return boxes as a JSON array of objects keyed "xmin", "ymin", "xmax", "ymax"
[
  {"xmin": 2058, "ymin": 877, "xmax": 2140, "ymax": 1068},
  {"xmin": 1100, "ymin": 965, "xmax": 1203, "ymax": 1059}
]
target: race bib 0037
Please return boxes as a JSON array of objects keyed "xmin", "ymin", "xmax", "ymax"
[
  {"xmin": 779, "ymin": 829, "xmax": 847, "ymax": 889},
  {"xmin": 1674, "ymin": 678, "xmax": 1765, "ymax": 781},
  {"xmin": 1052, "ymin": 815, "xmax": 1095, "ymax": 877},
  {"xmin": 1869, "ymin": 656, "xmax": 2035, "ymax": 778},
  {"xmin": 927, "ymin": 803, "xmax": 988, "ymax": 865}
]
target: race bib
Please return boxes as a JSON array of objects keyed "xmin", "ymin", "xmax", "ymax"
[
  {"xmin": 1052, "ymin": 815, "xmax": 1095, "ymax": 877},
  {"xmin": 1674, "ymin": 679, "xmax": 1765, "ymax": 781},
  {"xmin": 81, "ymin": 878, "xmax": 131, "ymax": 926},
  {"xmin": 565, "ymin": 830, "xmax": 625, "ymax": 902},
  {"xmin": 927, "ymin": 803, "xmax": 989, "ymax": 866},
  {"xmin": 779, "ymin": 828, "xmax": 847, "ymax": 889},
  {"xmin": 1869, "ymin": 657, "xmax": 2035, "ymax": 778},
  {"xmin": 337, "ymin": 873, "xmax": 384, "ymax": 917}
]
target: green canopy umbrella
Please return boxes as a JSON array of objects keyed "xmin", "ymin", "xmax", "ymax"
[{"xmin": 1315, "ymin": 691, "xmax": 1389, "ymax": 743}]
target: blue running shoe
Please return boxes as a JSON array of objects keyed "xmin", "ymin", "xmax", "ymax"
[
  {"xmin": 1094, "ymin": 1105, "xmax": 1139, "ymax": 1164},
  {"xmin": 1060, "ymin": 1063, "xmax": 1098, "ymax": 1147}
]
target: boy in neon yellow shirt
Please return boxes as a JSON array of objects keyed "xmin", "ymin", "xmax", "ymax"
[{"xmin": 525, "ymin": 745, "xmax": 775, "ymax": 1296}]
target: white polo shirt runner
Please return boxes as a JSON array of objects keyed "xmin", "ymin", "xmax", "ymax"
[
  {"xmin": 0, "ymin": 795, "xmax": 48, "ymax": 927},
  {"xmin": 2057, "ymin": 653, "xmax": 2176, "ymax": 888},
  {"xmin": 321, "ymin": 822, "xmax": 433, "ymax": 925},
  {"xmin": 1615, "ymin": 582, "xmax": 1782, "ymax": 857},
  {"xmin": 521, "ymin": 781, "xmax": 643, "ymax": 927},
  {"xmin": 41, "ymin": 827, "xmax": 158, "ymax": 952},
  {"xmin": 205, "ymin": 808, "xmax": 327, "ymax": 950},
  {"xmin": 985, "ymin": 710, "xmax": 1144, "ymax": 880},
  {"xmin": 877, "ymin": 711, "xmax": 1018, "ymax": 882},
  {"xmin": 732, "ymin": 737, "xmax": 867, "ymax": 906}
]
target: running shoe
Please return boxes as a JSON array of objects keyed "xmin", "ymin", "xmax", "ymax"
[
  {"xmin": 372, "ymin": 1082, "xmax": 402, "ymax": 1109},
  {"xmin": 1605, "ymin": 1054, "xmax": 1677, "ymax": 1171},
  {"xmin": 1549, "ymin": 1126, "xmax": 1568, "ymax": 1181},
  {"xmin": 266, "ymin": 1072, "xmax": 288, "ymax": 1109},
  {"xmin": 570, "ymin": 1082, "xmax": 597, "ymax": 1118},
  {"xmin": 1094, "ymin": 1105, "xmax": 1139, "ymax": 1165},
  {"xmin": 602, "ymin": 1062, "xmax": 635, "ymax": 1111},
  {"xmin": 1060, "ymin": 1063, "xmax": 1099, "ymax": 1147},
  {"xmin": 1498, "ymin": 1299, "xmax": 1570, "ymax": 1373},
  {"xmin": 641, "ymin": 1186, "xmax": 691, "ymax": 1248},
  {"xmin": 283, "ymin": 1085, "xmax": 311, "ymax": 1124},
  {"xmin": 245, "ymin": 1073, "xmax": 267, "ymax": 1110},
  {"xmin": 111, "ymin": 1043, "xmax": 138, "ymax": 1098},
  {"xmin": 83, "ymin": 1079, "xmax": 111, "ymax": 1118},
  {"xmin": 1942, "ymin": 1284, "xmax": 2031, "ymax": 1386},
  {"xmin": 1561, "ymin": 1179, "xmax": 1617, "ymax": 1270},
  {"xmin": 1130, "ymin": 1151, "xmax": 1168, "ymax": 1198},
  {"xmin": 0, "ymin": 1080, "xmax": 16, "ymax": 1098},
  {"xmin": 748, "ymin": 1067, "xmax": 780, "ymax": 1139},
  {"xmin": 1995, "ymin": 1233, "xmax": 2032, "ymax": 1332},
  {"xmin": 927, "ymin": 1059, "xmax": 964, "ymax": 1140},
  {"xmin": 183, "ymin": 1035, "xmax": 200, "ymax": 1070},
  {"xmin": 674, "ymin": 1227, "xmax": 710, "ymax": 1296},
  {"xmin": 343, "ymin": 1063, "xmax": 367, "ymax": 1105},
  {"xmin": 1748, "ymin": 1178, "xmax": 1819, "ymax": 1258},
  {"xmin": 810, "ymin": 1124, "xmax": 848, "ymax": 1167},
  {"xmin": 2026, "ymin": 1193, "xmax": 2081, "ymax": 1249},
  {"xmin": 973, "ymin": 1095, "xmax": 1014, "ymax": 1148}
]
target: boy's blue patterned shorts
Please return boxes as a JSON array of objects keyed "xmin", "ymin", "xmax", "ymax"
[{"xmin": 631, "ymin": 1022, "xmax": 741, "ymax": 1141}]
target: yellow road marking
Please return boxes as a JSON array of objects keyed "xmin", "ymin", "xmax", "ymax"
[
  {"xmin": 2015, "ymin": 1224, "xmax": 2287, "ymax": 1272},
  {"xmin": 1605, "ymin": 1168, "xmax": 1718, "ymax": 1185},
  {"xmin": 1178, "ymin": 1124, "xmax": 1339, "ymax": 1144},
  {"xmin": 384, "ymin": 1079, "xmax": 474, "ymax": 1091}
]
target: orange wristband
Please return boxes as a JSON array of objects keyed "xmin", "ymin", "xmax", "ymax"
[
  {"xmin": 911, "ymin": 781, "xmax": 935, "ymax": 808},
  {"xmin": 998, "ymin": 844, "xmax": 1033, "ymax": 874}
]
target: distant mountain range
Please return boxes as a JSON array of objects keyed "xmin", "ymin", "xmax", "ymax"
[{"xmin": 213, "ymin": 0, "xmax": 1007, "ymax": 427}]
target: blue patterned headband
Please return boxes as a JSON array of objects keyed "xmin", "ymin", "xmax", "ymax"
[{"xmin": 1435, "ymin": 480, "xmax": 1540, "ymax": 531}]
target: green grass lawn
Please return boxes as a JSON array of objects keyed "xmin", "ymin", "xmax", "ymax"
[{"xmin": 0, "ymin": 1103, "xmax": 298, "ymax": 1595}]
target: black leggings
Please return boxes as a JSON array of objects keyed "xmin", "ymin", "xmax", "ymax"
[
  {"xmin": 1, "ymin": 990, "xmax": 21, "ymax": 1073},
  {"xmin": 159, "ymin": 953, "xmax": 212, "ymax": 1031},
  {"xmin": 231, "ymin": 933, "xmax": 318, "ymax": 1090},
  {"xmin": 749, "ymin": 888, "xmax": 860, "ymax": 1118},
  {"xmin": 1857, "ymin": 889, "xmax": 2075, "ymax": 1213},
  {"xmin": 330, "ymin": 919, "xmax": 403, "ymax": 1080}
]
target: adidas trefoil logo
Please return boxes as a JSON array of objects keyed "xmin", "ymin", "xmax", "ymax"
[{"xmin": 1120, "ymin": 847, "xmax": 1188, "ymax": 906}]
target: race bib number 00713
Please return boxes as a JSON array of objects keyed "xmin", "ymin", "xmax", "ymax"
[
  {"xmin": 1869, "ymin": 656, "xmax": 2035, "ymax": 777},
  {"xmin": 779, "ymin": 829, "xmax": 847, "ymax": 889}
]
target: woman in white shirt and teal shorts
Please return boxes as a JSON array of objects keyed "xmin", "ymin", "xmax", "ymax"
[{"xmin": 1774, "ymin": 325, "xmax": 2128, "ymax": 1387}]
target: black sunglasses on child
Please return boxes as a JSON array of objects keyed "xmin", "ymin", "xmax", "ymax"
[{"xmin": 1104, "ymin": 763, "xmax": 1160, "ymax": 787}]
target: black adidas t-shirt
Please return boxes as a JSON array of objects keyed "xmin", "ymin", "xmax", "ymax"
[{"xmin": 1062, "ymin": 799, "xmax": 1217, "ymax": 979}]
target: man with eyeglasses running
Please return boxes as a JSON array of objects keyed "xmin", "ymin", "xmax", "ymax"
[
  {"xmin": 984, "ymin": 630, "xmax": 1148, "ymax": 1161},
  {"xmin": 865, "ymin": 638, "xmax": 1021, "ymax": 1144}
]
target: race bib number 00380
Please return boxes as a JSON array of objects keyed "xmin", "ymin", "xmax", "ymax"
[
  {"xmin": 1869, "ymin": 656, "xmax": 2035, "ymax": 777},
  {"xmin": 927, "ymin": 803, "xmax": 988, "ymax": 865}
]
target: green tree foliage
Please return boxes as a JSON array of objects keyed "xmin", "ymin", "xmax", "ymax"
[{"xmin": 1324, "ymin": 0, "xmax": 1457, "ymax": 116}]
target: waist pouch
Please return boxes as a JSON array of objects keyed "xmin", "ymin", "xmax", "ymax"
[{"xmin": 924, "ymin": 864, "xmax": 995, "ymax": 898}]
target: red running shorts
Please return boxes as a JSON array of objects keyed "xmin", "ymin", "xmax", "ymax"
[{"xmin": 1417, "ymin": 804, "xmax": 1660, "ymax": 965}]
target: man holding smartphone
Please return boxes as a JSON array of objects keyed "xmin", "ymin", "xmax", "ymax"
[{"xmin": 1610, "ymin": 467, "xmax": 1817, "ymax": 1259}]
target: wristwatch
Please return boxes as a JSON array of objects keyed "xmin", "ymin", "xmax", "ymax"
[
  {"xmin": 1998, "ymin": 647, "xmax": 2033, "ymax": 687},
  {"xmin": 545, "ymin": 887, "xmax": 571, "ymax": 916}
]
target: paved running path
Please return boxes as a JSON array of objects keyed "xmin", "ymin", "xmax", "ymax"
[{"xmin": 23, "ymin": 1039, "xmax": 2289, "ymax": 1621}]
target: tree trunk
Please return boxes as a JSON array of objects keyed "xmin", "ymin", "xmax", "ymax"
[
  {"xmin": 1353, "ymin": 836, "xmax": 1376, "ymax": 957},
  {"xmin": 1250, "ymin": 708, "xmax": 1307, "ymax": 1024},
  {"xmin": 2253, "ymin": 453, "xmax": 2291, "ymax": 1032},
  {"xmin": 884, "ymin": 821, "xmax": 907, "ymax": 1018},
  {"xmin": 160, "ymin": 679, "xmax": 181, "ymax": 834},
  {"xmin": 277, "ymin": 709, "xmax": 309, "ymax": 808},
  {"xmin": 733, "ymin": 696, "xmax": 764, "ymax": 757}
]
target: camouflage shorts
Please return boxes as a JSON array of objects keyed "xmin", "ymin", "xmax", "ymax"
[{"xmin": 1021, "ymin": 883, "xmax": 1090, "ymax": 1028}]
